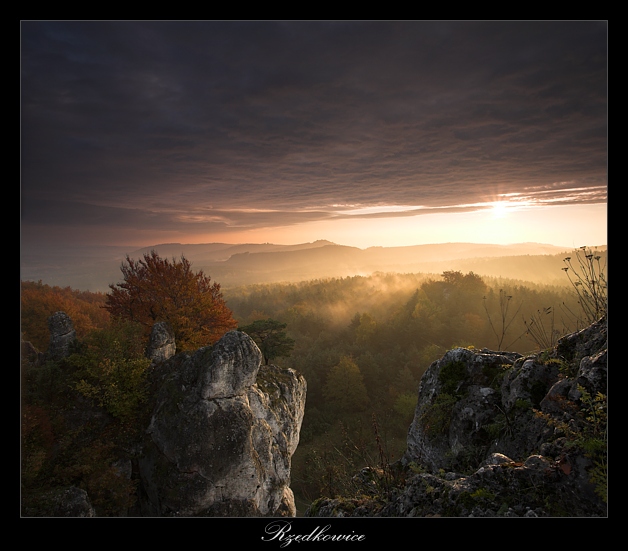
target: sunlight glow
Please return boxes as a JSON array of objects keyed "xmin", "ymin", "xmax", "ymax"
[
  {"xmin": 334, "ymin": 204, "xmax": 421, "ymax": 216},
  {"xmin": 218, "ymin": 202, "xmax": 607, "ymax": 250},
  {"xmin": 490, "ymin": 201, "xmax": 510, "ymax": 219}
]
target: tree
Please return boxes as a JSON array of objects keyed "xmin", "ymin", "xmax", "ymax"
[
  {"xmin": 355, "ymin": 312, "xmax": 377, "ymax": 346},
  {"xmin": 21, "ymin": 280, "xmax": 109, "ymax": 351},
  {"xmin": 69, "ymin": 320, "xmax": 151, "ymax": 421},
  {"xmin": 239, "ymin": 318, "xmax": 295, "ymax": 365},
  {"xmin": 104, "ymin": 251, "xmax": 237, "ymax": 351},
  {"xmin": 323, "ymin": 356, "xmax": 369, "ymax": 413}
]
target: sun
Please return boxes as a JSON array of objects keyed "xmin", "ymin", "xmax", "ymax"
[{"xmin": 490, "ymin": 201, "xmax": 510, "ymax": 219}]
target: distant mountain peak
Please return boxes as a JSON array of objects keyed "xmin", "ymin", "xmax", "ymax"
[{"xmin": 310, "ymin": 239, "xmax": 336, "ymax": 246}]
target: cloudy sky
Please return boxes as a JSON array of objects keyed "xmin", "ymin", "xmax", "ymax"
[{"xmin": 21, "ymin": 21, "xmax": 607, "ymax": 251}]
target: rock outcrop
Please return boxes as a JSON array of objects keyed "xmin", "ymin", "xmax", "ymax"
[
  {"xmin": 22, "ymin": 314, "xmax": 306, "ymax": 517},
  {"xmin": 138, "ymin": 329, "xmax": 306, "ymax": 516},
  {"xmin": 307, "ymin": 317, "xmax": 607, "ymax": 517},
  {"xmin": 21, "ymin": 311, "xmax": 76, "ymax": 371},
  {"xmin": 145, "ymin": 321, "xmax": 176, "ymax": 363},
  {"xmin": 46, "ymin": 311, "xmax": 77, "ymax": 360}
]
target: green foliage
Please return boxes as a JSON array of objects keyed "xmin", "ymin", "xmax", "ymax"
[
  {"xmin": 438, "ymin": 360, "xmax": 468, "ymax": 396},
  {"xmin": 533, "ymin": 384, "xmax": 607, "ymax": 504},
  {"xmin": 470, "ymin": 488, "xmax": 496, "ymax": 500},
  {"xmin": 481, "ymin": 363, "xmax": 510, "ymax": 391},
  {"xmin": 238, "ymin": 318, "xmax": 295, "ymax": 365},
  {"xmin": 355, "ymin": 313, "xmax": 377, "ymax": 346},
  {"xmin": 22, "ymin": 318, "xmax": 153, "ymax": 516},
  {"xmin": 323, "ymin": 356, "xmax": 369, "ymax": 413},
  {"xmin": 224, "ymin": 270, "xmax": 586, "ymax": 508},
  {"xmin": 23, "ymin": 358, "xmax": 72, "ymax": 406},
  {"xmin": 418, "ymin": 393, "xmax": 457, "ymax": 438},
  {"xmin": 292, "ymin": 415, "xmax": 404, "ymax": 503},
  {"xmin": 74, "ymin": 357, "xmax": 150, "ymax": 420},
  {"xmin": 418, "ymin": 343, "xmax": 445, "ymax": 368},
  {"xmin": 407, "ymin": 461, "xmax": 427, "ymax": 474},
  {"xmin": 22, "ymin": 261, "xmax": 606, "ymax": 513},
  {"xmin": 458, "ymin": 487, "xmax": 497, "ymax": 510},
  {"xmin": 538, "ymin": 352, "xmax": 570, "ymax": 371},
  {"xmin": 68, "ymin": 321, "xmax": 151, "ymax": 421},
  {"xmin": 393, "ymin": 393, "xmax": 417, "ymax": 422},
  {"xmin": 485, "ymin": 414, "xmax": 509, "ymax": 441},
  {"xmin": 577, "ymin": 385, "xmax": 607, "ymax": 503},
  {"xmin": 514, "ymin": 398, "xmax": 533, "ymax": 411},
  {"xmin": 485, "ymin": 397, "xmax": 532, "ymax": 442}
]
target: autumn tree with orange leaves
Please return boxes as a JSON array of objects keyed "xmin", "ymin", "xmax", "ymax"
[{"xmin": 105, "ymin": 251, "xmax": 237, "ymax": 352}]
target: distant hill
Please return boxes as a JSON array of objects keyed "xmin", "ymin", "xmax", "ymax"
[
  {"xmin": 20, "ymin": 240, "xmax": 605, "ymax": 292},
  {"xmin": 199, "ymin": 242, "xmax": 601, "ymax": 288},
  {"xmin": 129, "ymin": 240, "xmax": 336, "ymax": 264}
]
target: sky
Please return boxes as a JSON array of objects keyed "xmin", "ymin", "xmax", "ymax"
[{"xmin": 21, "ymin": 21, "xmax": 607, "ymax": 251}]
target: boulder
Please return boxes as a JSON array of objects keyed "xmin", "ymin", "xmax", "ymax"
[
  {"xmin": 404, "ymin": 347, "xmax": 522, "ymax": 472},
  {"xmin": 139, "ymin": 330, "xmax": 306, "ymax": 517}
]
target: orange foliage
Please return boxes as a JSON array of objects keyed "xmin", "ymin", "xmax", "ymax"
[
  {"xmin": 20, "ymin": 281, "xmax": 110, "ymax": 351},
  {"xmin": 104, "ymin": 251, "xmax": 237, "ymax": 351}
]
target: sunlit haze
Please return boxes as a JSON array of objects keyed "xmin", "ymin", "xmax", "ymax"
[
  {"xmin": 21, "ymin": 21, "xmax": 607, "ymax": 254},
  {"xmin": 175, "ymin": 202, "xmax": 605, "ymax": 250}
]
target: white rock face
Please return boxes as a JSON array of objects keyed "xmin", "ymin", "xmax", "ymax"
[
  {"xmin": 139, "ymin": 330, "xmax": 306, "ymax": 517},
  {"xmin": 145, "ymin": 321, "xmax": 176, "ymax": 363}
]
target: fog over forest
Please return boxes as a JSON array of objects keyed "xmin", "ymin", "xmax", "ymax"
[{"xmin": 20, "ymin": 240, "xmax": 605, "ymax": 293}]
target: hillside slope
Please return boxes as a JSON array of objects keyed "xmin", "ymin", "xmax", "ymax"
[{"xmin": 21, "ymin": 241, "xmax": 604, "ymax": 291}]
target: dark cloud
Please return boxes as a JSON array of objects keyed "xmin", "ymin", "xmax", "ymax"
[{"xmin": 21, "ymin": 20, "xmax": 607, "ymax": 246}]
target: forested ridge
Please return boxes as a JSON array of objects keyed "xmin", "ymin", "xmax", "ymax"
[{"xmin": 20, "ymin": 246, "xmax": 606, "ymax": 515}]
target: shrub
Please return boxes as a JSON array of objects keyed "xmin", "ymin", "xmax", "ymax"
[{"xmin": 562, "ymin": 247, "xmax": 607, "ymax": 326}]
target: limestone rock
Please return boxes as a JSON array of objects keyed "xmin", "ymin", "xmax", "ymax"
[
  {"xmin": 556, "ymin": 316, "xmax": 607, "ymax": 365},
  {"xmin": 47, "ymin": 311, "xmax": 76, "ymax": 360},
  {"xmin": 573, "ymin": 347, "xmax": 607, "ymax": 397},
  {"xmin": 139, "ymin": 330, "xmax": 306, "ymax": 517},
  {"xmin": 403, "ymin": 318, "xmax": 606, "ymax": 476},
  {"xmin": 145, "ymin": 321, "xmax": 176, "ymax": 363},
  {"xmin": 404, "ymin": 346, "xmax": 522, "ymax": 472},
  {"xmin": 199, "ymin": 330, "xmax": 262, "ymax": 399}
]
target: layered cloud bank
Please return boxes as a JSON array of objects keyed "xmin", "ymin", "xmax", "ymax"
[{"xmin": 21, "ymin": 21, "xmax": 607, "ymax": 249}]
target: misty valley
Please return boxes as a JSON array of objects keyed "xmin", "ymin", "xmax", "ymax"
[{"xmin": 20, "ymin": 243, "xmax": 607, "ymax": 517}]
